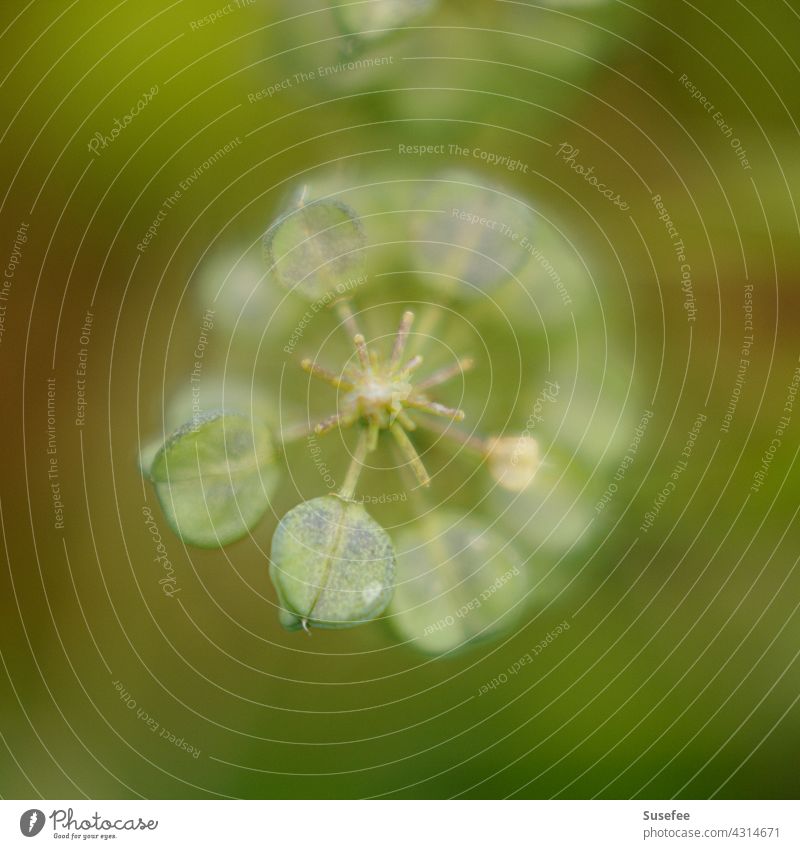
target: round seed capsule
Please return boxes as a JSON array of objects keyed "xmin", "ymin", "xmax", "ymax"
[
  {"xmin": 410, "ymin": 173, "xmax": 536, "ymax": 299},
  {"xmin": 486, "ymin": 435, "xmax": 541, "ymax": 491},
  {"xmin": 333, "ymin": 0, "xmax": 438, "ymax": 46},
  {"xmin": 269, "ymin": 495, "xmax": 396, "ymax": 631},
  {"xmin": 263, "ymin": 198, "xmax": 366, "ymax": 304},
  {"xmin": 149, "ymin": 412, "xmax": 277, "ymax": 548},
  {"xmin": 388, "ymin": 511, "xmax": 531, "ymax": 655}
]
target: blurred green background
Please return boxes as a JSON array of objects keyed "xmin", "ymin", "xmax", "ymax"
[{"xmin": 1, "ymin": 0, "xmax": 799, "ymax": 799}]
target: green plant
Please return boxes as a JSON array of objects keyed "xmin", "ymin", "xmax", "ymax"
[
  {"xmin": 142, "ymin": 180, "xmax": 609, "ymax": 654},
  {"xmin": 331, "ymin": 0, "xmax": 439, "ymax": 57}
]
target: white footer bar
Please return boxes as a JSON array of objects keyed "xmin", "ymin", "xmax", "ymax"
[{"xmin": 2, "ymin": 799, "xmax": 796, "ymax": 848}]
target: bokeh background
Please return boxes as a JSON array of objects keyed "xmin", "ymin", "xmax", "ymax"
[{"xmin": 1, "ymin": 0, "xmax": 799, "ymax": 799}]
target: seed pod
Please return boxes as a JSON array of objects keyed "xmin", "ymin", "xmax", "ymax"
[
  {"xmin": 490, "ymin": 447, "xmax": 597, "ymax": 560},
  {"xmin": 388, "ymin": 511, "xmax": 532, "ymax": 655},
  {"xmin": 411, "ymin": 172, "xmax": 535, "ymax": 299},
  {"xmin": 486, "ymin": 435, "xmax": 540, "ymax": 491},
  {"xmin": 270, "ymin": 495, "xmax": 395, "ymax": 630},
  {"xmin": 333, "ymin": 0, "xmax": 438, "ymax": 50},
  {"xmin": 264, "ymin": 198, "xmax": 366, "ymax": 304},
  {"xmin": 196, "ymin": 249, "xmax": 298, "ymax": 339},
  {"xmin": 149, "ymin": 412, "xmax": 278, "ymax": 548}
]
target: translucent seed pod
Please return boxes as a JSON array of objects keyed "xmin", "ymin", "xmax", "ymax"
[
  {"xmin": 264, "ymin": 198, "xmax": 367, "ymax": 305},
  {"xmin": 486, "ymin": 435, "xmax": 541, "ymax": 491},
  {"xmin": 332, "ymin": 0, "xmax": 438, "ymax": 53},
  {"xmin": 388, "ymin": 511, "xmax": 532, "ymax": 655},
  {"xmin": 149, "ymin": 412, "xmax": 278, "ymax": 548},
  {"xmin": 270, "ymin": 495, "xmax": 396, "ymax": 631},
  {"xmin": 410, "ymin": 172, "xmax": 536, "ymax": 300}
]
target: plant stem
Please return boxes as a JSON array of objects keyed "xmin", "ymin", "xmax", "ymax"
[
  {"xmin": 353, "ymin": 333, "xmax": 371, "ymax": 371},
  {"xmin": 278, "ymin": 422, "xmax": 314, "ymax": 445},
  {"xmin": 390, "ymin": 310, "xmax": 415, "ymax": 368},
  {"xmin": 413, "ymin": 302, "xmax": 445, "ymax": 344},
  {"xmin": 390, "ymin": 423, "xmax": 430, "ymax": 487},
  {"xmin": 415, "ymin": 417, "xmax": 487, "ymax": 456},
  {"xmin": 338, "ymin": 425, "xmax": 370, "ymax": 501},
  {"xmin": 415, "ymin": 357, "xmax": 474, "ymax": 391},
  {"xmin": 301, "ymin": 358, "xmax": 354, "ymax": 390},
  {"xmin": 335, "ymin": 299, "xmax": 361, "ymax": 340},
  {"xmin": 405, "ymin": 397, "xmax": 465, "ymax": 421}
]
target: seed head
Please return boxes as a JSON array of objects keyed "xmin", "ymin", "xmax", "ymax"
[{"xmin": 302, "ymin": 310, "xmax": 471, "ymax": 486}]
